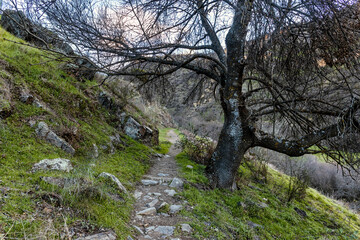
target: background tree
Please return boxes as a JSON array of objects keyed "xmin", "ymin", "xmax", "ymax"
[{"xmin": 9, "ymin": 0, "xmax": 360, "ymax": 189}]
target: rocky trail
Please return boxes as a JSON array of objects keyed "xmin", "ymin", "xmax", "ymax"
[{"xmin": 130, "ymin": 130, "xmax": 194, "ymax": 240}]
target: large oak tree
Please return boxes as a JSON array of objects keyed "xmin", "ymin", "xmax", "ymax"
[{"xmin": 12, "ymin": 0, "xmax": 360, "ymax": 188}]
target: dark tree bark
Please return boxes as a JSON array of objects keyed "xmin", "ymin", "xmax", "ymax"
[{"xmin": 10, "ymin": 0, "xmax": 360, "ymax": 189}]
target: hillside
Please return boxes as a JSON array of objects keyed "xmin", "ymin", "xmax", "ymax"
[{"xmin": 1, "ymin": 25, "xmax": 360, "ymax": 240}]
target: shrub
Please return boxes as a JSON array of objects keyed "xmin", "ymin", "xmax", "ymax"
[{"xmin": 177, "ymin": 131, "xmax": 216, "ymax": 166}]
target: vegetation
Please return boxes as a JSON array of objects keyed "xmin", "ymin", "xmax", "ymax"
[
  {"xmin": 176, "ymin": 151, "xmax": 360, "ymax": 239},
  {"xmin": 0, "ymin": 27, "xmax": 153, "ymax": 239}
]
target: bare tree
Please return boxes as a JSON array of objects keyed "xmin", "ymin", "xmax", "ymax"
[{"xmin": 9, "ymin": 0, "xmax": 360, "ymax": 189}]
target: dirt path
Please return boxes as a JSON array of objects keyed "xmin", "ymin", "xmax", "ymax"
[{"xmin": 129, "ymin": 130, "xmax": 194, "ymax": 240}]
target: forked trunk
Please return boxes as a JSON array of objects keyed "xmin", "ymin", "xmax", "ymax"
[{"xmin": 208, "ymin": 94, "xmax": 253, "ymax": 189}]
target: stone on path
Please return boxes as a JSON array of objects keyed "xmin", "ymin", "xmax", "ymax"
[
  {"xmin": 32, "ymin": 158, "xmax": 73, "ymax": 172},
  {"xmin": 98, "ymin": 172, "xmax": 127, "ymax": 193},
  {"xmin": 75, "ymin": 230, "xmax": 117, "ymax": 240},
  {"xmin": 169, "ymin": 205, "xmax": 183, "ymax": 214},
  {"xmin": 134, "ymin": 190, "xmax": 143, "ymax": 199},
  {"xmin": 132, "ymin": 225, "xmax": 144, "ymax": 235},
  {"xmin": 137, "ymin": 207, "xmax": 157, "ymax": 216},
  {"xmin": 154, "ymin": 226, "xmax": 175, "ymax": 236},
  {"xmin": 146, "ymin": 199, "xmax": 159, "ymax": 208},
  {"xmin": 169, "ymin": 178, "xmax": 183, "ymax": 188},
  {"xmin": 164, "ymin": 189, "xmax": 177, "ymax": 197},
  {"xmin": 141, "ymin": 179, "xmax": 159, "ymax": 186},
  {"xmin": 157, "ymin": 173, "xmax": 169, "ymax": 177},
  {"xmin": 181, "ymin": 223, "xmax": 192, "ymax": 233}
]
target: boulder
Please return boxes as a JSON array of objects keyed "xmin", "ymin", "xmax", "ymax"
[
  {"xmin": 35, "ymin": 122, "xmax": 75, "ymax": 155},
  {"xmin": 98, "ymin": 172, "xmax": 127, "ymax": 193},
  {"xmin": 32, "ymin": 158, "xmax": 73, "ymax": 172}
]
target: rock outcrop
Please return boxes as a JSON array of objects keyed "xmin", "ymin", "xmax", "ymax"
[
  {"xmin": 35, "ymin": 121, "xmax": 75, "ymax": 155},
  {"xmin": 0, "ymin": 10, "xmax": 97, "ymax": 80},
  {"xmin": 97, "ymin": 91, "xmax": 159, "ymax": 145},
  {"xmin": 32, "ymin": 158, "xmax": 73, "ymax": 172}
]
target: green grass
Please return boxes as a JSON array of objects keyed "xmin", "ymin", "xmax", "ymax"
[
  {"xmin": 0, "ymin": 27, "xmax": 154, "ymax": 238},
  {"xmin": 176, "ymin": 153, "xmax": 360, "ymax": 239}
]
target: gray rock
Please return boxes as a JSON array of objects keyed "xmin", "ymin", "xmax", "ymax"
[
  {"xmin": 93, "ymin": 144, "xmax": 99, "ymax": 158},
  {"xmin": 123, "ymin": 117, "xmax": 142, "ymax": 140},
  {"xmin": 98, "ymin": 172, "xmax": 127, "ymax": 193},
  {"xmin": 127, "ymin": 236, "xmax": 134, "ymax": 240},
  {"xmin": 169, "ymin": 205, "xmax": 183, "ymax": 214},
  {"xmin": 158, "ymin": 202, "xmax": 169, "ymax": 211},
  {"xmin": 141, "ymin": 180, "xmax": 159, "ymax": 186},
  {"xmin": 146, "ymin": 199, "xmax": 159, "ymax": 208},
  {"xmin": 247, "ymin": 221, "xmax": 263, "ymax": 229},
  {"xmin": 157, "ymin": 173, "xmax": 169, "ymax": 177},
  {"xmin": 258, "ymin": 202, "xmax": 269, "ymax": 208},
  {"xmin": 169, "ymin": 178, "xmax": 183, "ymax": 188},
  {"xmin": 134, "ymin": 190, "xmax": 143, "ymax": 200},
  {"xmin": 154, "ymin": 226, "xmax": 175, "ymax": 236},
  {"xmin": 35, "ymin": 122, "xmax": 75, "ymax": 155},
  {"xmin": 137, "ymin": 207, "xmax": 157, "ymax": 215},
  {"xmin": 154, "ymin": 153, "xmax": 164, "ymax": 158},
  {"xmin": 19, "ymin": 92, "xmax": 34, "ymax": 104},
  {"xmin": 181, "ymin": 224, "xmax": 192, "ymax": 233},
  {"xmin": 164, "ymin": 189, "xmax": 177, "ymax": 197},
  {"xmin": 145, "ymin": 226, "xmax": 155, "ymax": 233},
  {"xmin": 75, "ymin": 231, "xmax": 117, "ymax": 240},
  {"xmin": 32, "ymin": 158, "xmax": 73, "ymax": 172},
  {"xmin": 132, "ymin": 225, "xmax": 144, "ymax": 235},
  {"xmin": 33, "ymin": 99, "xmax": 44, "ymax": 108}
]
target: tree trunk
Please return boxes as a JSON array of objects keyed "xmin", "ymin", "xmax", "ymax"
[{"xmin": 208, "ymin": 89, "xmax": 253, "ymax": 189}]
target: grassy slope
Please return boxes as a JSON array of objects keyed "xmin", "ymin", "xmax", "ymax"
[
  {"xmin": 0, "ymin": 28, "xmax": 160, "ymax": 239},
  {"xmin": 171, "ymin": 136, "xmax": 360, "ymax": 239}
]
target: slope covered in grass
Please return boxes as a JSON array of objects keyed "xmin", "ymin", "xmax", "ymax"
[
  {"xmin": 176, "ymin": 151, "xmax": 360, "ymax": 240},
  {"xmin": 0, "ymin": 27, "xmax": 163, "ymax": 239}
]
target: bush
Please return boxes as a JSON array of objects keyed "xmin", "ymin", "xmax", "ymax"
[{"xmin": 177, "ymin": 131, "xmax": 216, "ymax": 165}]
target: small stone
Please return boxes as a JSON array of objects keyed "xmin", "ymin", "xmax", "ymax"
[
  {"xmin": 32, "ymin": 158, "xmax": 73, "ymax": 172},
  {"xmin": 143, "ymin": 195, "xmax": 153, "ymax": 201},
  {"xmin": 154, "ymin": 153, "xmax": 164, "ymax": 158},
  {"xmin": 93, "ymin": 144, "xmax": 99, "ymax": 158},
  {"xmin": 158, "ymin": 202, "xmax": 169, "ymax": 211},
  {"xmin": 181, "ymin": 224, "xmax": 192, "ymax": 233},
  {"xmin": 127, "ymin": 236, "xmax": 134, "ymax": 240},
  {"xmin": 247, "ymin": 221, "xmax": 263, "ymax": 229},
  {"xmin": 75, "ymin": 230, "xmax": 117, "ymax": 240},
  {"xmin": 169, "ymin": 178, "xmax": 183, "ymax": 188},
  {"xmin": 98, "ymin": 172, "xmax": 127, "ymax": 193},
  {"xmin": 258, "ymin": 202, "xmax": 268, "ymax": 208},
  {"xmin": 157, "ymin": 173, "xmax": 169, "ymax": 177},
  {"xmin": 134, "ymin": 190, "xmax": 143, "ymax": 199},
  {"xmin": 146, "ymin": 199, "xmax": 159, "ymax": 208},
  {"xmin": 152, "ymin": 192, "xmax": 162, "ymax": 196},
  {"xmin": 164, "ymin": 155, "xmax": 171, "ymax": 158},
  {"xmin": 186, "ymin": 165, "xmax": 193, "ymax": 169},
  {"xmin": 169, "ymin": 205, "xmax": 183, "ymax": 214},
  {"xmin": 132, "ymin": 225, "xmax": 144, "ymax": 235},
  {"xmin": 141, "ymin": 180, "xmax": 159, "ymax": 186},
  {"xmin": 145, "ymin": 226, "xmax": 155, "ymax": 233},
  {"xmin": 154, "ymin": 226, "xmax": 175, "ymax": 236},
  {"xmin": 164, "ymin": 189, "xmax": 177, "ymax": 197},
  {"xmin": 28, "ymin": 120, "xmax": 36, "ymax": 127},
  {"xmin": 137, "ymin": 207, "xmax": 157, "ymax": 216}
]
